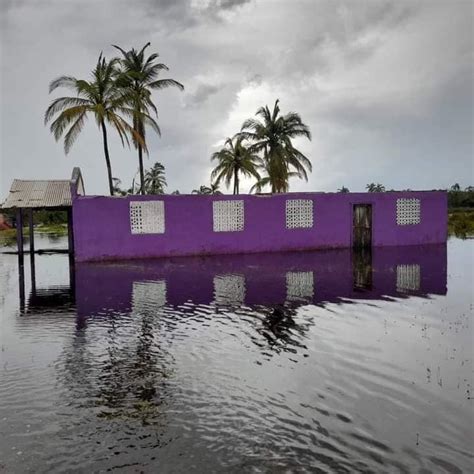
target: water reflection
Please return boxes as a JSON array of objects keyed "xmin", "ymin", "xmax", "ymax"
[{"xmin": 75, "ymin": 245, "xmax": 447, "ymax": 318}]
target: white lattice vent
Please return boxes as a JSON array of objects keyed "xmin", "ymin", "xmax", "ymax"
[
  {"xmin": 132, "ymin": 280, "xmax": 167, "ymax": 313},
  {"xmin": 286, "ymin": 199, "xmax": 314, "ymax": 229},
  {"xmin": 396, "ymin": 265, "xmax": 420, "ymax": 293},
  {"xmin": 396, "ymin": 198, "xmax": 420, "ymax": 225},
  {"xmin": 214, "ymin": 274, "xmax": 245, "ymax": 305},
  {"xmin": 286, "ymin": 271, "xmax": 314, "ymax": 301},
  {"xmin": 213, "ymin": 200, "xmax": 244, "ymax": 232},
  {"xmin": 130, "ymin": 201, "xmax": 165, "ymax": 234}
]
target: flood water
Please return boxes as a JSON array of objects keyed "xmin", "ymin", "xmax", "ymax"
[{"xmin": 0, "ymin": 235, "xmax": 472, "ymax": 473}]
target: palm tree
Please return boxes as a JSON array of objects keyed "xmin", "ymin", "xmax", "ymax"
[
  {"xmin": 144, "ymin": 162, "xmax": 167, "ymax": 194},
  {"xmin": 113, "ymin": 42, "xmax": 184, "ymax": 195},
  {"xmin": 366, "ymin": 183, "xmax": 385, "ymax": 192},
  {"xmin": 338, "ymin": 186, "xmax": 350, "ymax": 193},
  {"xmin": 45, "ymin": 55, "xmax": 141, "ymax": 195},
  {"xmin": 112, "ymin": 178, "xmax": 127, "ymax": 196},
  {"xmin": 192, "ymin": 184, "xmax": 222, "ymax": 195},
  {"xmin": 211, "ymin": 136, "xmax": 261, "ymax": 194},
  {"xmin": 450, "ymin": 183, "xmax": 461, "ymax": 192},
  {"xmin": 239, "ymin": 99, "xmax": 312, "ymax": 193}
]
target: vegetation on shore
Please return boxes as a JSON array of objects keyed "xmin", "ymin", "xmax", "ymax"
[{"xmin": 448, "ymin": 209, "xmax": 474, "ymax": 239}]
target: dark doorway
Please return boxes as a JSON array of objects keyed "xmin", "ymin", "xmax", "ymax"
[{"xmin": 353, "ymin": 204, "xmax": 372, "ymax": 249}]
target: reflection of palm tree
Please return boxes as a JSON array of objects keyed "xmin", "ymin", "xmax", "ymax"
[
  {"xmin": 58, "ymin": 310, "xmax": 173, "ymax": 426},
  {"xmin": 254, "ymin": 304, "xmax": 309, "ymax": 355}
]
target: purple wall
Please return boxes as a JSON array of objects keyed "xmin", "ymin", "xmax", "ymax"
[{"xmin": 73, "ymin": 191, "xmax": 447, "ymax": 262}]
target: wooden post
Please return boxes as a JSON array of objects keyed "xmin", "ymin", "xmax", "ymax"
[
  {"xmin": 67, "ymin": 208, "xmax": 74, "ymax": 256},
  {"xmin": 28, "ymin": 209, "xmax": 35, "ymax": 255},
  {"xmin": 16, "ymin": 209, "xmax": 24, "ymax": 260},
  {"xmin": 18, "ymin": 254, "xmax": 25, "ymax": 314}
]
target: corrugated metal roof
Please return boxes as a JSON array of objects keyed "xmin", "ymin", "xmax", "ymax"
[{"xmin": 2, "ymin": 179, "xmax": 73, "ymax": 209}]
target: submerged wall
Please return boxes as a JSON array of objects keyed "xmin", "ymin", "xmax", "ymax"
[{"xmin": 73, "ymin": 191, "xmax": 447, "ymax": 262}]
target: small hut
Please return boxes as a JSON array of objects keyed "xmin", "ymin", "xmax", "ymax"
[{"xmin": 1, "ymin": 168, "xmax": 84, "ymax": 257}]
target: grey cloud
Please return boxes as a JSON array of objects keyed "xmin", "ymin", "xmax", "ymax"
[
  {"xmin": 1, "ymin": 0, "xmax": 472, "ymax": 198},
  {"xmin": 185, "ymin": 84, "xmax": 222, "ymax": 107}
]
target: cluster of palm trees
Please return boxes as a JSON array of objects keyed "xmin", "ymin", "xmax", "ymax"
[
  {"xmin": 45, "ymin": 43, "xmax": 183, "ymax": 196},
  {"xmin": 210, "ymin": 99, "xmax": 312, "ymax": 194}
]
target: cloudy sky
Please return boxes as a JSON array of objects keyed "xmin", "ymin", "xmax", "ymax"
[{"xmin": 1, "ymin": 0, "xmax": 472, "ymax": 198}]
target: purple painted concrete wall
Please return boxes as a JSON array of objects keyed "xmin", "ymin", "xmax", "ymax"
[{"xmin": 73, "ymin": 191, "xmax": 447, "ymax": 262}]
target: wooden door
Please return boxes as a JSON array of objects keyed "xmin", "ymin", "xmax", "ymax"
[{"xmin": 353, "ymin": 204, "xmax": 372, "ymax": 249}]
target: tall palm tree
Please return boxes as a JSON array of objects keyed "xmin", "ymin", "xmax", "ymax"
[
  {"xmin": 45, "ymin": 54, "xmax": 141, "ymax": 196},
  {"xmin": 239, "ymin": 99, "xmax": 312, "ymax": 193},
  {"xmin": 144, "ymin": 162, "xmax": 167, "ymax": 194},
  {"xmin": 113, "ymin": 42, "xmax": 184, "ymax": 195},
  {"xmin": 211, "ymin": 136, "xmax": 261, "ymax": 194}
]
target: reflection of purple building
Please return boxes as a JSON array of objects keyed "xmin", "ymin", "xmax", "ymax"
[
  {"xmin": 75, "ymin": 245, "xmax": 447, "ymax": 319},
  {"xmin": 73, "ymin": 192, "xmax": 447, "ymax": 261}
]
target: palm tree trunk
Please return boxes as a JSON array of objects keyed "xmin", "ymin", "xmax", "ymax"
[
  {"xmin": 234, "ymin": 168, "xmax": 239, "ymax": 195},
  {"xmin": 138, "ymin": 145, "xmax": 145, "ymax": 195},
  {"xmin": 100, "ymin": 120, "xmax": 114, "ymax": 196}
]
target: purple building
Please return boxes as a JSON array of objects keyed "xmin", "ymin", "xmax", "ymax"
[{"xmin": 72, "ymin": 190, "xmax": 447, "ymax": 262}]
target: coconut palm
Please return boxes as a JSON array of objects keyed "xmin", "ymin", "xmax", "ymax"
[
  {"xmin": 211, "ymin": 136, "xmax": 261, "ymax": 194},
  {"xmin": 239, "ymin": 99, "xmax": 312, "ymax": 193},
  {"xmin": 45, "ymin": 55, "xmax": 142, "ymax": 195},
  {"xmin": 144, "ymin": 162, "xmax": 167, "ymax": 194},
  {"xmin": 338, "ymin": 186, "xmax": 350, "ymax": 193},
  {"xmin": 366, "ymin": 183, "xmax": 385, "ymax": 192},
  {"xmin": 113, "ymin": 42, "xmax": 184, "ymax": 195},
  {"xmin": 192, "ymin": 184, "xmax": 222, "ymax": 195}
]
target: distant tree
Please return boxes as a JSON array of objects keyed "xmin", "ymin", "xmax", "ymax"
[
  {"xmin": 144, "ymin": 162, "xmax": 167, "ymax": 194},
  {"xmin": 239, "ymin": 99, "xmax": 312, "ymax": 193},
  {"xmin": 211, "ymin": 136, "xmax": 261, "ymax": 194},
  {"xmin": 366, "ymin": 183, "xmax": 385, "ymax": 192},
  {"xmin": 113, "ymin": 42, "xmax": 184, "ymax": 195},
  {"xmin": 45, "ymin": 55, "xmax": 141, "ymax": 196},
  {"xmin": 338, "ymin": 186, "xmax": 349, "ymax": 193},
  {"xmin": 447, "ymin": 184, "xmax": 474, "ymax": 209},
  {"xmin": 171, "ymin": 190, "xmax": 180, "ymax": 195},
  {"xmin": 192, "ymin": 184, "xmax": 222, "ymax": 195}
]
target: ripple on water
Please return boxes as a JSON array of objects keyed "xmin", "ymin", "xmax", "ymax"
[{"xmin": 0, "ymin": 239, "xmax": 472, "ymax": 473}]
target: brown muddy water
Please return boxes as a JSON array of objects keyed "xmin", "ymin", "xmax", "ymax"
[{"xmin": 0, "ymin": 235, "xmax": 472, "ymax": 473}]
